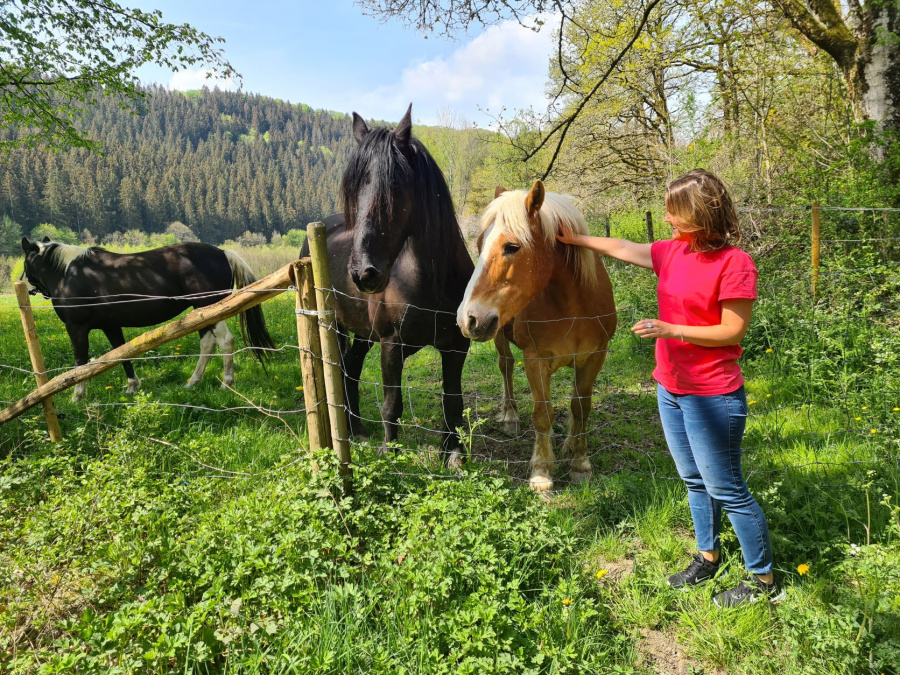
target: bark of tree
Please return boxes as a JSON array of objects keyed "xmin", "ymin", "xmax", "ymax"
[{"xmin": 774, "ymin": 0, "xmax": 899, "ymax": 135}]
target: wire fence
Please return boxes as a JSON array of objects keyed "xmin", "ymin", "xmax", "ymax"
[{"xmin": 1, "ymin": 206, "xmax": 898, "ymax": 494}]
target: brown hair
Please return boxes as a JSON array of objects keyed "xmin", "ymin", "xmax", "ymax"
[{"xmin": 665, "ymin": 169, "xmax": 741, "ymax": 252}]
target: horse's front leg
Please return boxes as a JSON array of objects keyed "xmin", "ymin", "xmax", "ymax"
[
  {"xmin": 341, "ymin": 333, "xmax": 373, "ymax": 439},
  {"xmin": 523, "ymin": 355, "xmax": 556, "ymax": 492},
  {"xmin": 561, "ymin": 355, "xmax": 605, "ymax": 484},
  {"xmin": 65, "ymin": 324, "xmax": 91, "ymax": 401},
  {"xmin": 379, "ymin": 339, "xmax": 408, "ymax": 452},
  {"xmin": 101, "ymin": 326, "xmax": 141, "ymax": 395},
  {"xmin": 440, "ymin": 342, "xmax": 468, "ymax": 468},
  {"xmin": 495, "ymin": 331, "xmax": 519, "ymax": 436}
]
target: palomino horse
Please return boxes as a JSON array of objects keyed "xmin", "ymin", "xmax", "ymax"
[
  {"xmin": 22, "ymin": 238, "xmax": 275, "ymax": 400},
  {"xmin": 300, "ymin": 105, "xmax": 474, "ymax": 463},
  {"xmin": 457, "ymin": 180, "xmax": 617, "ymax": 491}
]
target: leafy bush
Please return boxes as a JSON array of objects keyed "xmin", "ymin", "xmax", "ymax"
[{"xmin": 29, "ymin": 223, "xmax": 78, "ymax": 245}]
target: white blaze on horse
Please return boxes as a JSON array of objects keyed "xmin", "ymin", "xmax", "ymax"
[
  {"xmin": 457, "ymin": 180, "xmax": 617, "ymax": 492},
  {"xmin": 21, "ymin": 238, "xmax": 275, "ymax": 400}
]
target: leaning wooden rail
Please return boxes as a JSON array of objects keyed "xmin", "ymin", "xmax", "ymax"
[{"xmin": 0, "ymin": 262, "xmax": 295, "ymax": 425}]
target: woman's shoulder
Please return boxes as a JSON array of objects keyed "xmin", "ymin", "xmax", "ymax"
[{"xmin": 720, "ymin": 245, "xmax": 757, "ymax": 270}]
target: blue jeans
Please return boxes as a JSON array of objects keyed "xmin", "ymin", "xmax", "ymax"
[{"xmin": 657, "ymin": 384, "xmax": 773, "ymax": 575}]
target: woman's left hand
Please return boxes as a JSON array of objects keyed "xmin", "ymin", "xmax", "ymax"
[{"xmin": 632, "ymin": 319, "xmax": 678, "ymax": 340}]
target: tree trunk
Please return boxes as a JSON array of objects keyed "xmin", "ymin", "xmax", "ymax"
[{"xmin": 776, "ymin": 0, "xmax": 899, "ymax": 134}]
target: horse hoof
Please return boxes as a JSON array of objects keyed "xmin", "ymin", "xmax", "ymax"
[
  {"xmin": 447, "ymin": 451, "xmax": 465, "ymax": 470},
  {"xmin": 502, "ymin": 420, "xmax": 520, "ymax": 436},
  {"xmin": 569, "ymin": 470, "xmax": 592, "ymax": 485},
  {"xmin": 529, "ymin": 475, "xmax": 554, "ymax": 492},
  {"xmin": 125, "ymin": 379, "xmax": 141, "ymax": 395},
  {"xmin": 185, "ymin": 380, "xmax": 198, "ymax": 389}
]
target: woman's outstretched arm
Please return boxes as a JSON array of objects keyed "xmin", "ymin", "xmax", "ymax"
[{"xmin": 557, "ymin": 230, "xmax": 653, "ymax": 269}]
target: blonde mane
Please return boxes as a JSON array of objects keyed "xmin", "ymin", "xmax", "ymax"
[
  {"xmin": 44, "ymin": 242, "xmax": 91, "ymax": 273},
  {"xmin": 480, "ymin": 189, "xmax": 598, "ymax": 288}
]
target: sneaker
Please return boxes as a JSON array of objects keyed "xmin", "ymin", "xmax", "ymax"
[
  {"xmin": 713, "ymin": 576, "xmax": 786, "ymax": 608},
  {"xmin": 666, "ymin": 553, "xmax": 721, "ymax": 590}
]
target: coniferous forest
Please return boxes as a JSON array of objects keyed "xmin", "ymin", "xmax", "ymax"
[{"xmin": 0, "ymin": 86, "xmax": 358, "ymax": 246}]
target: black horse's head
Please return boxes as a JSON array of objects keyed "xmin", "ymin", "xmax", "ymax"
[
  {"xmin": 21, "ymin": 236, "xmax": 67, "ymax": 297},
  {"xmin": 342, "ymin": 105, "xmax": 418, "ymax": 294}
]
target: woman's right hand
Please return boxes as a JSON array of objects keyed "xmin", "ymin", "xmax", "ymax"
[{"xmin": 556, "ymin": 225, "xmax": 581, "ymax": 246}]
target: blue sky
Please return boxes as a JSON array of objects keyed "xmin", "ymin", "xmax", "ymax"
[{"xmin": 133, "ymin": 0, "xmax": 558, "ymax": 128}]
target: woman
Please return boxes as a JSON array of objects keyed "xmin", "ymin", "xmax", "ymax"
[{"xmin": 557, "ymin": 169, "xmax": 782, "ymax": 607}]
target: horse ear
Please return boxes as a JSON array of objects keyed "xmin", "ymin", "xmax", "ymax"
[
  {"xmin": 393, "ymin": 104, "xmax": 413, "ymax": 148},
  {"xmin": 352, "ymin": 112, "xmax": 369, "ymax": 145},
  {"xmin": 22, "ymin": 237, "xmax": 38, "ymax": 253},
  {"xmin": 525, "ymin": 179, "xmax": 545, "ymax": 217},
  {"xmin": 494, "ymin": 186, "xmax": 508, "ymax": 199},
  {"xmin": 42, "ymin": 236, "xmax": 51, "ymax": 243}
]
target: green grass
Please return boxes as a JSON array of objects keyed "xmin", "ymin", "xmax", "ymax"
[{"xmin": 1, "ymin": 258, "xmax": 899, "ymax": 673}]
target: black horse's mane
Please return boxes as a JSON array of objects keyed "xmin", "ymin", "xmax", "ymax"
[{"xmin": 341, "ymin": 127, "xmax": 467, "ymax": 298}]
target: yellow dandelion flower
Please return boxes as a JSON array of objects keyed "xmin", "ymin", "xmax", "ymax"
[
  {"xmin": 105, "ymin": 386, "xmax": 112, "ymax": 390},
  {"xmin": 562, "ymin": 598, "xmax": 572, "ymax": 606},
  {"xmin": 765, "ymin": 348, "xmax": 773, "ymax": 353},
  {"xmin": 855, "ymin": 417, "xmax": 862, "ymax": 421},
  {"xmin": 749, "ymin": 400, "xmax": 757, "ymax": 405},
  {"xmin": 871, "ymin": 429, "xmax": 877, "ymax": 434},
  {"xmin": 797, "ymin": 564, "xmax": 810, "ymax": 576},
  {"xmin": 517, "ymin": 361, "xmax": 522, "ymax": 366},
  {"xmin": 596, "ymin": 570, "xmax": 609, "ymax": 580},
  {"xmin": 862, "ymin": 406, "xmax": 868, "ymax": 410},
  {"xmin": 51, "ymin": 574, "xmax": 60, "ymax": 585},
  {"xmin": 766, "ymin": 394, "xmax": 771, "ymax": 398},
  {"xmin": 274, "ymin": 375, "xmax": 279, "ymax": 379},
  {"xmin": 893, "ymin": 407, "xmax": 899, "ymax": 412},
  {"xmin": 295, "ymin": 386, "xmax": 303, "ymax": 391}
]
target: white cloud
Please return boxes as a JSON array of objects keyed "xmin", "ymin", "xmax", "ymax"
[
  {"xmin": 355, "ymin": 15, "xmax": 557, "ymax": 127},
  {"xmin": 167, "ymin": 69, "xmax": 237, "ymax": 92}
]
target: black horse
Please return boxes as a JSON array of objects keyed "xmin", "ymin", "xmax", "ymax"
[
  {"xmin": 22, "ymin": 237, "xmax": 275, "ymax": 400},
  {"xmin": 302, "ymin": 105, "xmax": 474, "ymax": 464}
]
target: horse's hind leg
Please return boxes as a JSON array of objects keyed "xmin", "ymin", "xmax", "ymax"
[
  {"xmin": 102, "ymin": 326, "xmax": 141, "ymax": 395},
  {"xmin": 186, "ymin": 327, "xmax": 216, "ymax": 388},
  {"xmin": 211, "ymin": 321, "xmax": 235, "ymax": 388},
  {"xmin": 495, "ymin": 332, "xmax": 519, "ymax": 436},
  {"xmin": 341, "ymin": 334, "xmax": 373, "ymax": 438},
  {"xmin": 66, "ymin": 324, "xmax": 91, "ymax": 401},
  {"xmin": 562, "ymin": 356, "xmax": 605, "ymax": 484},
  {"xmin": 440, "ymin": 344, "xmax": 468, "ymax": 468}
]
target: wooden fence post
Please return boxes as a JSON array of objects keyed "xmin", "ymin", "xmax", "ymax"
[
  {"xmin": 306, "ymin": 222, "xmax": 353, "ymax": 492},
  {"xmin": 292, "ymin": 259, "xmax": 332, "ymax": 452},
  {"xmin": 646, "ymin": 211, "xmax": 654, "ymax": 243},
  {"xmin": 14, "ymin": 282, "xmax": 62, "ymax": 442},
  {"xmin": 811, "ymin": 202, "xmax": 821, "ymax": 301}
]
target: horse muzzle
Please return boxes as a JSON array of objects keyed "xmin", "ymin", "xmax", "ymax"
[
  {"xmin": 350, "ymin": 264, "xmax": 390, "ymax": 294},
  {"xmin": 459, "ymin": 305, "xmax": 500, "ymax": 342}
]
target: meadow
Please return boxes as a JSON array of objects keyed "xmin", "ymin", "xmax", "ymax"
[{"xmin": 0, "ymin": 209, "xmax": 898, "ymax": 674}]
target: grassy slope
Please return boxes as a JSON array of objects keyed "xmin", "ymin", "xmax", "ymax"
[{"xmin": 0, "ymin": 224, "xmax": 898, "ymax": 673}]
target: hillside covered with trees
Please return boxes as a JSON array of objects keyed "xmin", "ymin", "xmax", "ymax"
[{"xmin": 0, "ymin": 87, "xmax": 361, "ymax": 246}]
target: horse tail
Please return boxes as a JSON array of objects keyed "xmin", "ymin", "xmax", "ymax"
[{"xmin": 223, "ymin": 249, "xmax": 276, "ymax": 364}]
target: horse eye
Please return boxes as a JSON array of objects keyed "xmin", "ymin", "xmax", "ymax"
[{"xmin": 502, "ymin": 242, "xmax": 521, "ymax": 256}]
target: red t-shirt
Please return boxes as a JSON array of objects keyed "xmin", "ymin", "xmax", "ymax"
[{"xmin": 650, "ymin": 238, "xmax": 758, "ymax": 395}]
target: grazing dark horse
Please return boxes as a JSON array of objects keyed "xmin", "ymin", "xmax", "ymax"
[
  {"xmin": 301, "ymin": 105, "xmax": 474, "ymax": 464},
  {"xmin": 21, "ymin": 237, "xmax": 275, "ymax": 400},
  {"xmin": 457, "ymin": 181, "xmax": 617, "ymax": 491}
]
